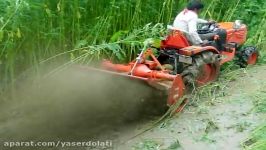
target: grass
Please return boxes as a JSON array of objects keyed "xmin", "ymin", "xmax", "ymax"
[
  {"xmin": 0, "ymin": 0, "xmax": 266, "ymax": 90},
  {"xmin": 187, "ymin": 64, "xmax": 266, "ymax": 150},
  {"xmin": 133, "ymin": 140, "xmax": 160, "ymax": 150},
  {"xmin": 243, "ymin": 125, "xmax": 266, "ymax": 150},
  {"xmin": 241, "ymin": 80, "xmax": 266, "ymax": 150},
  {"xmin": 133, "ymin": 138, "xmax": 182, "ymax": 150},
  {"xmin": 0, "ymin": 0, "xmax": 266, "ymax": 148},
  {"xmin": 0, "ymin": 0, "xmax": 176, "ymax": 89}
]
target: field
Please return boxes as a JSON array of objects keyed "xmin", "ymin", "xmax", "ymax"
[
  {"xmin": 0, "ymin": 0, "xmax": 266, "ymax": 150},
  {"xmin": 115, "ymin": 65, "xmax": 266, "ymax": 150}
]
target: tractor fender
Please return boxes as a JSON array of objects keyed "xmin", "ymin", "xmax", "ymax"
[{"xmin": 179, "ymin": 46, "xmax": 219, "ymax": 56}]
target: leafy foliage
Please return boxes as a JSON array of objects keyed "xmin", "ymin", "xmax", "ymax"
[
  {"xmin": 133, "ymin": 140, "xmax": 160, "ymax": 150},
  {"xmin": 243, "ymin": 125, "xmax": 266, "ymax": 150},
  {"xmin": 0, "ymin": 0, "xmax": 265, "ymax": 88},
  {"xmin": 0, "ymin": 0, "xmax": 265, "ymax": 149}
]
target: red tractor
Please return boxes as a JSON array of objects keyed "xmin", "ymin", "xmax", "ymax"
[{"xmin": 98, "ymin": 21, "xmax": 259, "ymax": 112}]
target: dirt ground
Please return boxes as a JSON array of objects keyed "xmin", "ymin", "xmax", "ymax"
[
  {"xmin": 112, "ymin": 65, "xmax": 266, "ymax": 150},
  {"xmin": 0, "ymin": 65, "xmax": 265, "ymax": 150}
]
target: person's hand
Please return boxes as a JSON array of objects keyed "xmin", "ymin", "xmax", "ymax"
[
  {"xmin": 208, "ymin": 19, "xmax": 216, "ymax": 24},
  {"xmin": 201, "ymin": 40, "xmax": 209, "ymax": 45}
]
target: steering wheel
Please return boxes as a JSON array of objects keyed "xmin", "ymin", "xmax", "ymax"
[{"xmin": 197, "ymin": 22, "xmax": 218, "ymax": 34}]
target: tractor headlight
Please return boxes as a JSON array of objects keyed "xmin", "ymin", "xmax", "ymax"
[{"xmin": 233, "ymin": 20, "xmax": 242, "ymax": 29}]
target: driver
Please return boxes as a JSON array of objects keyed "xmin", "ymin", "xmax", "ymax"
[{"xmin": 173, "ymin": 0, "xmax": 209, "ymax": 45}]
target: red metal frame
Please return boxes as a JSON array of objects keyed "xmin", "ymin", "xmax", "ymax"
[
  {"xmin": 167, "ymin": 75, "xmax": 185, "ymax": 105},
  {"xmin": 161, "ymin": 30, "xmax": 190, "ymax": 49},
  {"xmin": 102, "ymin": 49, "xmax": 177, "ymax": 81},
  {"xmin": 97, "ymin": 21, "xmax": 250, "ymax": 113},
  {"xmin": 218, "ymin": 22, "xmax": 247, "ymax": 45},
  {"xmin": 101, "ymin": 48, "xmax": 186, "ymax": 111},
  {"xmin": 179, "ymin": 46, "xmax": 219, "ymax": 56},
  {"xmin": 220, "ymin": 48, "xmax": 236, "ymax": 65}
]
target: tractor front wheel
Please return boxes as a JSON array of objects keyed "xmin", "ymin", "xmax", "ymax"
[{"xmin": 237, "ymin": 46, "xmax": 259, "ymax": 67}]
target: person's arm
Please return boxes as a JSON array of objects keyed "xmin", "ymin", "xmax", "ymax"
[
  {"xmin": 197, "ymin": 18, "xmax": 208, "ymax": 24},
  {"xmin": 188, "ymin": 18, "xmax": 203, "ymax": 45}
]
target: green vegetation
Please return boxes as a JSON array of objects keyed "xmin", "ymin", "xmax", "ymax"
[
  {"xmin": 0, "ymin": 0, "xmax": 179, "ymax": 88},
  {"xmin": 0, "ymin": 0, "xmax": 266, "ymax": 149},
  {"xmin": 242, "ymin": 84, "xmax": 266, "ymax": 150},
  {"xmin": 0, "ymin": 0, "xmax": 266, "ymax": 89},
  {"xmin": 186, "ymin": 66, "xmax": 266, "ymax": 150},
  {"xmin": 243, "ymin": 125, "xmax": 266, "ymax": 150},
  {"xmin": 133, "ymin": 139, "xmax": 181, "ymax": 150},
  {"xmin": 133, "ymin": 140, "xmax": 160, "ymax": 150}
]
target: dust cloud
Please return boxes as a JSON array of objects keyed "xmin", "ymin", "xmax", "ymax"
[{"xmin": 0, "ymin": 65, "xmax": 167, "ymax": 143}]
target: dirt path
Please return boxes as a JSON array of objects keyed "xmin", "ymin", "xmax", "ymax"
[
  {"xmin": 113, "ymin": 65, "xmax": 266, "ymax": 150},
  {"xmin": 0, "ymin": 65, "xmax": 265, "ymax": 150}
]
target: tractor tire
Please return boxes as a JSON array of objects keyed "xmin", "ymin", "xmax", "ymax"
[
  {"xmin": 181, "ymin": 51, "xmax": 220, "ymax": 87},
  {"xmin": 237, "ymin": 46, "xmax": 259, "ymax": 68}
]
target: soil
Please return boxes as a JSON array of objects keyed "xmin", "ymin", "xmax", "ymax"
[
  {"xmin": 112, "ymin": 65, "xmax": 266, "ymax": 150},
  {"xmin": 0, "ymin": 65, "xmax": 265, "ymax": 150}
]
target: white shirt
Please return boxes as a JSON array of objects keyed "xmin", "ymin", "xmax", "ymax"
[{"xmin": 173, "ymin": 9, "xmax": 208, "ymax": 45}]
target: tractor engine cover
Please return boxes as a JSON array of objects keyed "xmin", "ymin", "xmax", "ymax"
[{"xmin": 218, "ymin": 22, "xmax": 247, "ymax": 45}]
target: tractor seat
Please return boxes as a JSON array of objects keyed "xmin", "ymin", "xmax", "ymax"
[
  {"xmin": 167, "ymin": 25, "xmax": 192, "ymax": 44},
  {"xmin": 161, "ymin": 25, "xmax": 191, "ymax": 49}
]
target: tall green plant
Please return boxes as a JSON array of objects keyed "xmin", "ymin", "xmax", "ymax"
[{"xmin": 0, "ymin": 0, "xmax": 266, "ymax": 91}]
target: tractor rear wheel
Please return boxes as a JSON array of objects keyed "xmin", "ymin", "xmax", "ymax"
[
  {"xmin": 181, "ymin": 51, "xmax": 220, "ymax": 87},
  {"xmin": 237, "ymin": 46, "xmax": 259, "ymax": 68}
]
